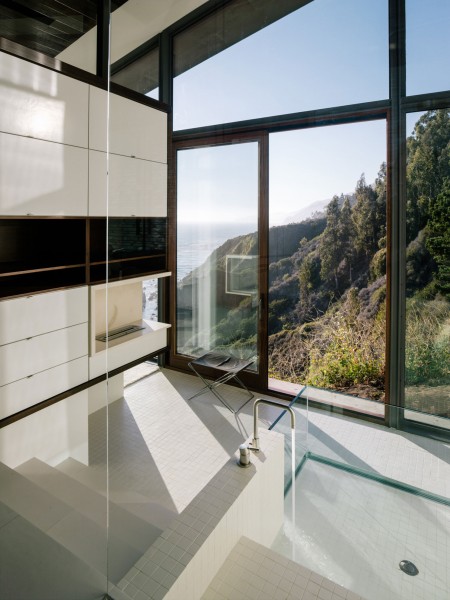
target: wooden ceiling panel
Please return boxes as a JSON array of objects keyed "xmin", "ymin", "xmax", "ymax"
[{"xmin": 0, "ymin": 0, "xmax": 128, "ymax": 58}]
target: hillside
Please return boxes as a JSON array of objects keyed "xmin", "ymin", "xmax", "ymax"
[{"xmin": 177, "ymin": 110, "xmax": 450, "ymax": 412}]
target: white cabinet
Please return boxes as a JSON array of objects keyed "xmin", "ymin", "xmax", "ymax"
[
  {"xmin": 0, "ymin": 133, "xmax": 88, "ymax": 215},
  {"xmin": 89, "ymin": 86, "xmax": 167, "ymax": 162},
  {"xmin": 0, "ymin": 323, "xmax": 88, "ymax": 387},
  {"xmin": 0, "ymin": 287, "xmax": 89, "ymax": 419},
  {"xmin": 88, "ymin": 150, "xmax": 167, "ymax": 216},
  {"xmin": 0, "ymin": 357, "xmax": 88, "ymax": 420},
  {"xmin": 0, "ymin": 52, "xmax": 88, "ymax": 148},
  {"xmin": 0, "ymin": 287, "xmax": 88, "ymax": 346}
]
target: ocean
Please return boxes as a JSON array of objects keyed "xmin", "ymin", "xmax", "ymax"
[
  {"xmin": 142, "ymin": 221, "xmax": 256, "ymax": 320},
  {"xmin": 176, "ymin": 221, "xmax": 257, "ymax": 281}
]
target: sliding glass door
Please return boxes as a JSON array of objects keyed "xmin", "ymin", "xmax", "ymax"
[{"xmin": 173, "ymin": 137, "xmax": 266, "ymax": 387}]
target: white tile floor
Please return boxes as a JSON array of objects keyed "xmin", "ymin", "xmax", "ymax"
[
  {"xmin": 203, "ymin": 536, "xmax": 364, "ymax": 600},
  {"xmin": 85, "ymin": 365, "xmax": 285, "ymax": 521},
  {"xmin": 272, "ymin": 460, "xmax": 450, "ymax": 600},
  {"xmin": 22, "ymin": 364, "xmax": 446, "ymax": 600}
]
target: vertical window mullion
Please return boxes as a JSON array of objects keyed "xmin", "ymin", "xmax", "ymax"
[{"xmin": 387, "ymin": 0, "xmax": 406, "ymax": 427}]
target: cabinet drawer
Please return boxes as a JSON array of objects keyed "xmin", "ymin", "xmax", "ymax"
[
  {"xmin": 0, "ymin": 323, "xmax": 88, "ymax": 386},
  {"xmin": 0, "ymin": 133, "xmax": 88, "ymax": 215},
  {"xmin": 89, "ymin": 322, "xmax": 169, "ymax": 378},
  {"xmin": 0, "ymin": 287, "xmax": 88, "ymax": 346},
  {"xmin": 0, "ymin": 52, "xmax": 88, "ymax": 147},
  {"xmin": 89, "ymin": 87, "xmax": 167, "ymax": 162},
  {"xmin": 89, "ymin": 151, "xmax": 167, "ymax": 216},
  {"xmin": 0, "ymin": 357, "xmax": 88, "ymax": 420}
]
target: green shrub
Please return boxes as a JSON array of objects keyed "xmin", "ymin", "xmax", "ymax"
[
  {"xmin": 305, "ymin": 289, "xmax": 385, "ymax": 389},
  {"xmin": 405, "ymin": 297, "xmax": 450, "ymax": 386}
]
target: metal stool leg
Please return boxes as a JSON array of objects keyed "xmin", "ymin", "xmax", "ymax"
[{"xmin": 187, "ymin": 362, "xmax": 253, "ymax": 414}]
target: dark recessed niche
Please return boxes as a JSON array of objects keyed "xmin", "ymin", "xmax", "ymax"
[
  {"xmin": 0, "ymin": 219, "xmax": 86, "ymax": 273},
  {"xmin": 0, "ymin": 216, "xmax": 168, "ymax": 299},
  {"xmin": 90, "ymin": 217, "xmax": 167, "ymax": 261},
  {"xmin": 0, "ymin": 219, "xmax": 87, "ymax": 299},
  {"xmin": 89, "ymin": 217, "xmax": 167, "ymax": 282}
]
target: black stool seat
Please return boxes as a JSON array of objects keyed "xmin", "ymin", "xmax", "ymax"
[{"xmin": 187, "ymin": 351, "xmax": 254, "ymax": 413}]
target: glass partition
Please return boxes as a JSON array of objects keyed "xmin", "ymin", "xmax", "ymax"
[
  {"xmin": 176, "ymin": 141, "xmax": 260, "ymax": 366},
  {"xmin": 272, "ymin": 400, "xmax": 450, "ymax": 600}
]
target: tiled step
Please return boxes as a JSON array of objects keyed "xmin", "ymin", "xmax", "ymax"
[
  {"xmin": 0, "ymin": 461, "xmax": 146, "ymax": 583},
  {"xmin": 201, "ymin": 536, "xmax": 365, "ymax": 600},
  {"xmin": 56, "ymin": 457, "xmax": 176, "ymax": 530},
  {"xmin": 17, "ymin": 457, "xmax": 162, "ymax": 555},
  {"xmin": 0, "ymin": 501, "xmax": 105, "ymax": 600}
]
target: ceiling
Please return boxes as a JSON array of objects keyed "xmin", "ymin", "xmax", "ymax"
[{"xmin": 0, "ymin": 0, "xmax": 128, "ymax": 57}]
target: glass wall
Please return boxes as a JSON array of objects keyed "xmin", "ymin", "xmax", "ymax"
[
  {"xmin": 268, "ymin": 120, "xmax": 387, "ymax": 415},
  {"xmin": 404, "ymin": 110, "xmax": 450, "ymax": 428},
  {"xmin": 406, "ymin": 0, "xmax": 450, "ymax": 96},
  {"xmin": 176, "ymin": 141, "xmax": 259, "ymax": 366},
  {"xmin": 111, "ymin": 45, "xmax": 160, "ymax": 100},
  {"xmin": 173, "ymin": 0, "xmax": 388, "ymax": 130}
]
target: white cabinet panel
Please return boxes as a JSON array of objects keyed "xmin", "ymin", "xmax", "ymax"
[
  {"xmin": 89, "ymin": 86, "xmax": 167, "ymax": 162},
  {"xmin": 0, "ymin": 357, "xmax": 88, "ymax": 420},
  {"xmin": 0, "ymin": 133, "xmax": 88, "ymax": 215},
  {"xmin": 89, "ymin": 151, "xmax": 167, "ymax": 216},
  {"xmin": 0, "ymin": 287, "xmax": 88, "ymax": 346},
  {"xmin": 0, "ymin": 52, "xmax": 88, "ymax": 147},
  {"xmin": 0, "ymin": 323, "xmax": 88, "ymax": 387}
]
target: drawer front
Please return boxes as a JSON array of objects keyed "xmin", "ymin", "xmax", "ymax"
[
  {"xmin": 0, "ymin": 357, "xmax": 88, "ymax": 420},
  {"xmin": 89, "ymin": 86, "xmax": 167, "ymax": 162},
  {"xmin": 0, "ymin": 133, "xmax": 88, "ymax": 215},
  {"xmin": 89, "ymin": 325, "xmax": 168, "ymax": 378},
  {"xmin": 0, "ymin": 323, "xmax": 88, "ymax": 386},
  {"xmin": 89, "ymin": 151, "xmax": 167, "ymax": 216},
  {"xmin": 0, "ymin": 52, "xmax": 88, "ymax": 147},
  {"xmin": 0, "ymin": 287, "xmax": 88, "ymax": 346}
]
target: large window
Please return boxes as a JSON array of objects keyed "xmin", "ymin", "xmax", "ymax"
[
  {"xmin": 111, "ymin": 45, "xmax": 159, "ymax": 100},
  {"xmin": 406, "ymin": 0, "xmax": 450, "ymax": 96},
  {"xmin": 173, "ymin": 0, "xmax": 388, "ymax": 130},
  {"xmin": 268, "ymin": 120, "xmax": 387, "ymax": 415},
  {"xmin": 404, "ymin": 110, "xmax": 450, "ymax": 427}
]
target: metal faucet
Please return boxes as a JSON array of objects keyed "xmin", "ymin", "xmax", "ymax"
[{"xmin": 249, "ymin": 398, "xmax": 296, "ymax": 451}]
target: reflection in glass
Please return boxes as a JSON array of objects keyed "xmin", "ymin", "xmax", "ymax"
[
  {"xmin": 176, "ymin": 142, "xmax": 259, "ymax": 365},
  {"xmin": 268, "ymin": 121, "xmax": 387, "ymax": 414},
  {"xmin": 405, "ymin": 110, "xmax": 450, "ymax": 426},
  {"xmin": 173, "ymin": 0, "xmax": 388, "ymax": 130}
]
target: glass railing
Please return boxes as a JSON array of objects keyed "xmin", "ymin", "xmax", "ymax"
[{"xmin": 271, "ymin": 399, "xmax": 450, "ymax": 600}]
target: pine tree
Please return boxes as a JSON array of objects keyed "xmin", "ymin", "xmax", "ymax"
[
  {"xmin": 339, "ymin": 196, "xmax": 356, "ymax": 284},
  {"xmin": 320, "ymin": 196, "xmax": 342, "ymax": 289},
  {"xmin": 426, "ymin": 178, "xmax": 450, "ymax": 297},
  {"xmin": 353, "ymin": 173, "xmax": 378, "ymax": 260},
  {"xmin": 407, "ymin": 110, "xmax": 450, "ymax": 243}
]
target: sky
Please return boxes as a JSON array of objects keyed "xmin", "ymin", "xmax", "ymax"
[{"xmin": 172, "ymin": 0, "xmax": 449, "ymax": 224}]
